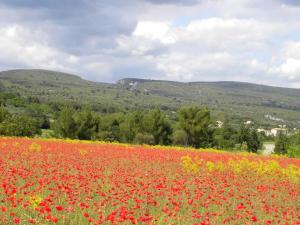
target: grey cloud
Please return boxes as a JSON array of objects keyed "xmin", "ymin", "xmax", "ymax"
[
  {"xmin": 278, "ymin": 0, "xmax": 300, "ymax": 5},
  {"xmin": 145, "ymin": 0, "xmax": 200, "ymax": 5},
  {"xmin": 0, "ymin": 0, "xmax": 87, "ymax": 10},
  {"xmin": 0, "ymin": 0, "xmax": 300, "ymax": 88},
  {"xmin": 0, "ymin": 0, "xmax": 138, "ymax": 55}
]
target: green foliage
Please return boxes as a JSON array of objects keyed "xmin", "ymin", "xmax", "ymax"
[
  {"xmin": 172, "ymin": 129, "xmax": 188, "ymax": 146},
  {"xmin": 144, "ymin": 109, "xmax": 172, "ymax": 145},
  {"xmin": 119, "ymin": 111, "xmax": 143, "ymax": 143},
  {"xmin": 53, "ymin": 107, "xmax": 100, "ymax": 140},
  {"xmin": 0, "ymin": 115, "xmax": 41, "ymax": 137},
  {"xmin": 27, "ymin": 103, "xmax": 50, "ymax": 129},
  {"xmin": 238, "ymin": 124, "xmax": 250, "ymax": 144},
  {"xmin": 118, "ymin": 109, "xmax": 172, "ymax": 145},
  {"xmin": 0, "ymin": 107, "xmax": 10, "ymax": 123},
  {"xmin": 289, "ymin": 133, "xmax": 300, "ymax": 146},
  {"xmin": 287, "ymin": 133, "xmax": 300, "ymax": 157},
  {"xmin": 274, "ymin": 133, "xmax": 289, "ymax": 155},
  {"xmin": 213, "ymin": 118, "xmax": 238, "ymax": 149},
  {"xmin": 1, "ymin": 69, "xmax": 300, "ymax": 128},
  {"xmin": 178, "ymin": 106, "xmax": 213, "ymax": 148},
  {"xmin": 133, "ymin": 133, "xmax": 155, "ymax": 145},
  {"xmin": 247, "ymin": 130, "xmax": 261, "ymax": 153},
  {"xmin": 238, "ymin": 124, "xmax": 262, "ymax": 153},
  {"xmin": 0, "ymin": 68, "xmax": 298, "ymax": 154},
  {"xmin": 75, "ymin": 108, "xmax": 99, "ymax": 140},
  {"xmin": 287, "ymin": 146, "xmax": 300, "ymax": 158},
  {"xmin": 97, "ymin": 114, "xmax": 123, "ymax": 142},
  {"xmin": 52, "ymin": 107, "xmax": 77, "ymax": 139}
]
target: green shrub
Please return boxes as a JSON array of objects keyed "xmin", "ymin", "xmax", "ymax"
[
  {"xmin": 287, "ymin": 146, "xmax": 300, "ymax": 158},
  {"xmin": 134, "ymin": 133, "xmax": 155, "ymax": 145}
]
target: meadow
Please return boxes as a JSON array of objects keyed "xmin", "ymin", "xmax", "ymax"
[{"xmin": 0, "ymin": 137, "xmax": 299, "ymax": 224}]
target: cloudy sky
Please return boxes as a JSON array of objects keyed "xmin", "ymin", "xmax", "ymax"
[{"xmin": 1, "ymin": 0, "xmax": 300, "ymax": 87}]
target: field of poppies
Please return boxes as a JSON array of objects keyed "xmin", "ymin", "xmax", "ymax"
[{"xmin": 0, "ymin": 137, "xmax": 300, "ymax": 225}]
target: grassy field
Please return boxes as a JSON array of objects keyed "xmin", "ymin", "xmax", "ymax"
[{"xmin": 0, "ymin": 137, "xmax": 299, "ymax": 224}]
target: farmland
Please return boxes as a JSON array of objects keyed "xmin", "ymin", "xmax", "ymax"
[{"xmin": 0, "ymin": 137, "xmax": 300, "ymax": 225}]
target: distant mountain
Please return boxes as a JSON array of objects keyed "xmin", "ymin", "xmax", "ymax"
[{"xmin": 1, "ymin": 69, "xmax": 300, "ymax": 127}]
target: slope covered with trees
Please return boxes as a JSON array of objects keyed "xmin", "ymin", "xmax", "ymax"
[{"xmin": 0, "ymin": 69, "xmax": 300, "ymax": 127}]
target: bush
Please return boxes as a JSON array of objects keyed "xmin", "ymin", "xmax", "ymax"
[
  {"xmin": 287, "ymin": 146, "xmax": 300, "ymax": 158},
  {"xmin": 274, "ymin": 133, "xmax": 289, "ymax": 155},
  {"xmin": 172, "ymin": 130, "xmax": 188, "ymax": 146},
  {"xmin": 134, "ymin": 133, "xmax": 155, "ymax": 145},
  {"xmin": 0, "ymin": 107, "xmax": 10, "ymax": 123},
  {"xmin": 0, "ymin": 115, "xmax": 41, "ymax": 137}
]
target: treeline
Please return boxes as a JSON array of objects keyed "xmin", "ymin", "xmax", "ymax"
[
  {"xmin": 0, "ymin": 103, "xmax": 264, "ymax": 151},
  {"xmin": 0, "ymin": 91, "xmax": 264, "ymax": 152},
  {"xmin": 50, "ymin": 106, "xmax": 262, "ymax": 152}
]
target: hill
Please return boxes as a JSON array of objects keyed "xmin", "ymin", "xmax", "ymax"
[{"xmin": 0, "ymin": 69, "xmax": 300, "ymax": 127}]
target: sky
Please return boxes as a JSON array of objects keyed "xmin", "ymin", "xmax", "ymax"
[{"xmin": 1, "ymin": 0, "xmax": 300, "ymax": 88}]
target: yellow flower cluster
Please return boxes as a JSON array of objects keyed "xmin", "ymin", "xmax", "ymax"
[
  {"xmin": 181, "ymin": 156, "xmax": 200, "ymax": 174},
  {"xmin": 28, "ymin": 142, "xmax": 42, "ymax": 152},
  {"xmin": 29, "ymin": 195, "xmax": 43, "ymax": 209},
  {"xmin": 79, "ymin": 148, "xmax": 89, "ymax": 156},
  {"xmin": 180, "ymin": 155, "xmax": 300, "ymax": 183}
]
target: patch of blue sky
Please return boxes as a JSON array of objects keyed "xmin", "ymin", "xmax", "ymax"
[{"xmin": 173, "ymin": 12, "xmax": 219, "ymax": 27}]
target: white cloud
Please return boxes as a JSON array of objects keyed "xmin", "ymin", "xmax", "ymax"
[
  {"xmin": 182, "ymin": 18, "xmax": 280, "ymax": 49},
  {"xmin": 117, "ymin": 17, "xmax": 282, "ymax": 82},
  {"xmin": 282, "ymin": 41, "xmax": 300, "ymax": 59},
  {"xmin": 279, "ymin": 59, "xmax": 300, "ymax": 79},
  {"xmin": 133, "ymin": 21, "xmax": 172, "ymax": 42},
  {"xmin": 1, "ymin": 0, "xmax": 300, "ymax": 88},
  {"xmin": 156, "ymin": 52, "xmax": 237, "ymax": 81},
  {"xmin": 269, "ymin": 41, "xmax": 300, "ymax": 81},
  {"xmin": 0, "ymin": 24, "xmax": 79, "ymax": 72},
  {"xmin": 121, "ymin": 18, "xmax": 280, "ymax": 54}
]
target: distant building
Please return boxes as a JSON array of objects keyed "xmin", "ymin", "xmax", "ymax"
[
  {"xmin": 257, "ymin": 127, "xmax": 288, "ymax": 137},
  {"xmin": 264, "ymin": 114, "xmax": 284, "ymax": 122},
  {"xmin": 244, "ymin": 120, "xmax": 253, "ymax": 125},
  {"xmin": 270, "ymin": 128, "xmax": 288, "ymax": 136},
  {"xmin": 216, "ymin": 120, "xmax": 223, "ymax": 128},
  {"xmin": 257, "ymin": 128, "xmax": 272, "ymax": 136}
]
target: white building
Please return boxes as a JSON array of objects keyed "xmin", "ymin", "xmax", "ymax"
[
  {"xmin": 270, "ymin": 128, "xmax": 288, "ymax": 136},
  {"xmin": 257, "ymin": 127, "xmax": 288, "ymax": 137},
  {"xmin": 216, "ymin": 120, "xmax": 223, "ymax": 128},
  {"xmin": 257, "ymin": 128, "xmax": 272, "ymax": 136}
]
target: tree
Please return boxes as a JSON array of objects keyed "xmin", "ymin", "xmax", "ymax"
[
  {"xmin": 0, "ymin": 107, "xmax": 10, "ymax": 123},
  {"xmin": 0, "ymin": 115, "xmax": 41, "ymax": 137},
  {"xmin": 145, "ymin": 109, "xmax": 172, "ymax": 145},
  {"xmin": 97, "ymin": 113, "xmax": 123, "ymax": 142},
  {"xmin": 27, "ymin": 104, "xmax": 50, "ymax": 129},
  {"xmin": 75, "ymin": 108, "xmax": 98, "ymax": 140},
  {"xmin": 289, "ymin": 133, "xmax": 300, "ymax": 146},
  {"xmin": 213, "ymin": 118, "xmax": 237, "ymax": 150},
  {"xmin": 274, "ymin": 133, "xmax": 289, "ymax": 155},
  {"xmin": 247, "ymin": 129, "xmax": 261, "ymax": 153},
  {"xmin": 172, "ymin": 129, "xmax": 188, "ymax": 146},
  {"xmin": 238, "ymin": 123, "xmax": 250, "ymax": 145},
  {"xmin": 133, "ymin": 133, "xmax": 155, "ymax": 145},
  {"xmin": 52, "ymin": 107, "xmax": 77, "ymax": 139},
  {"xmin": 119, "ymin": 111, "xmax": 143, "ymax": 143},
  {"xmin": 178, "ymin": 106, "xmax": 213, "ymax": 148},
  {"xmin": 238, "ymin": 124, "xmax": 261, "ymax": 153}
]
